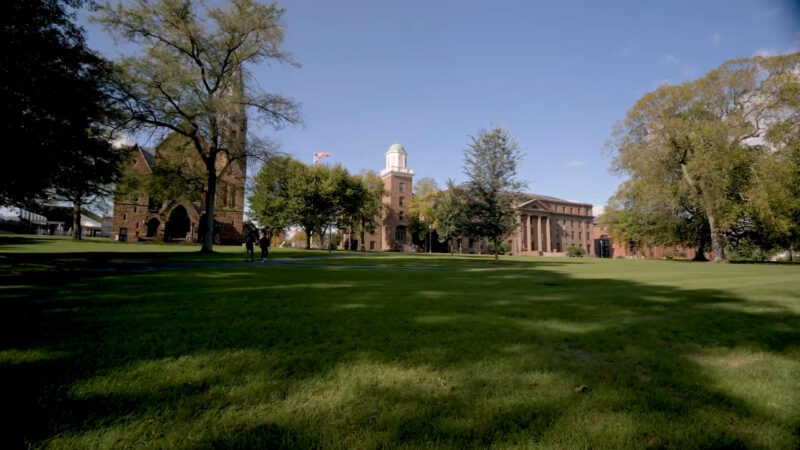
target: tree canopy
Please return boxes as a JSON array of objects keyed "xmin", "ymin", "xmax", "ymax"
[
  {"xmin": 2, "ymin": 0, "xmax": 127, "ymax": 238},
  {"xmin": 95, "ymin": 0, "xmax": 301, "ymax": 251},
  {"xmin": 607, "ymin": 52, "xmax": 800, "ymax": 261},
  {"xmin": 462, "ymin": 126, "xmax": 526, "ymax": 262},
  {"xmin": 249, "ymin": 157, "xmax": 382, "ymax": 250}
]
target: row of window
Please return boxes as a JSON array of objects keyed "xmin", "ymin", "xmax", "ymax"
[
  {"xmin": 554, "ymin": 205, "xmax": 589, "ymax": 215},
  {"xmin": 555, "ymin": 230, "xmax": 589, "ymax": 241},
  {"xmin": 557, "ymin": 219, "xmax": 591, "ymax": 229}
]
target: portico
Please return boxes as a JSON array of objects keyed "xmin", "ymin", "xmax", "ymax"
[
  {"xmin": 515, "ymin": 211, "xmax": 552, "ymax": 255},
  {"xmin": 511, "ymin": 196, "xmax": 593, "ymax": 256}
]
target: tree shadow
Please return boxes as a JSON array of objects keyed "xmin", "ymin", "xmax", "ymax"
[{"xmin": 1, "ymin": 258, "xmax": 799, "ymax": 448}]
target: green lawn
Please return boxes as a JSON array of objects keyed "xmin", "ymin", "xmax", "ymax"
[{"xmin": 1, "ymin": 236, "xmax": 799, "ymax": 448}]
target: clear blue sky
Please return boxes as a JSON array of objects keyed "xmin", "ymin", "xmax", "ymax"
[{"xmin": 80, "ymin": 0, "xmax": 800, "ymax": 210}]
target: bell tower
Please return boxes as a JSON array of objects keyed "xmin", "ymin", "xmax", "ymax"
[{"xmin": 380, "ymin": 143, "xmax": 414, "ymax": 249}]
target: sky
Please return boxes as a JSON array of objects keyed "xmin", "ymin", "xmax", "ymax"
[{"xmin": 79, "ymin": 0, "xmax": 800, "ymax": 212}]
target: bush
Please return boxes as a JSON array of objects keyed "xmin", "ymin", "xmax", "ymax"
[
  {"xmin": 566, "ymin": 246, "xmax": 585, "ymax": 257},
  {"xmin": 488, "ymin": 240, "xmax": 511, "ymax": 255}
]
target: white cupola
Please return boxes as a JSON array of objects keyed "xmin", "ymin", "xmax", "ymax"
[{"xmin": 381, "ymin": 142, "xmax": 414, "ymax": 177}]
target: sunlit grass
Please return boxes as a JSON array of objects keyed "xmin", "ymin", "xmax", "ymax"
[{"xmin": 1, "ymin": 235, "xmax": 799, "ymax": 448}]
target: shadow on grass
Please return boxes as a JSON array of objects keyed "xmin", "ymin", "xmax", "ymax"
[{"xmin": 0, "ymin": 257, "xmax": 799, "ymax": 448}]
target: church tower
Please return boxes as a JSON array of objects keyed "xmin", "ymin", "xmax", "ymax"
[{"xmin": 380, "ymin": 143, "xmax": 414, "ymax": 249}]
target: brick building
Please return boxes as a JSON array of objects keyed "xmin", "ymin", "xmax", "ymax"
[
  {"xmin": 342, "ymin": 142, "xmax": 414, "ymax": 251},
  {"xmin": 109, "ymin": 135, "xmax": 246, "ymax": 244},
  {"xmin": 343, "ymin": 142, "xmax": 594, "ymax": 255},
  {"xmin": 592, "ymin": 222, "xmax": 704, "ymax": 259}
]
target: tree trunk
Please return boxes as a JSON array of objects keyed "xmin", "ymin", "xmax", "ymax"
[
  {"xmin": 494, "ymin": 237, "xmax": 499, "ymax": 262},
  {"xmin": 306, "ymin": 230, "xmax": 311, "ymax": 249},
  {"xmin": 360, "ymin": 218, "xmax": 366, "ymax": 252},
  {"xmin": 72, "ymin": 199, "xmax": 82, "ymax": 240},
  {"xmin": 708, "ymin": 214, "xmax": 726, "ymax": 262},
  {"xmin": 790, "ymin": 245, "xmax": 794, "ymax": 262},
  {"xmin": 201, "ymin": 167, "xmax": 217, "ymax": 253}
]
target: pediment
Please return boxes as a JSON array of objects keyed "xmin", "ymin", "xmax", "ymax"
[{"xmin": 516, "ymin": 198, "xmax": 550, "ymax": 212}]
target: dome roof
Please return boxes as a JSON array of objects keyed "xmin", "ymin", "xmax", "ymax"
[{"xmin": 387, "ymin": 142, "xmax": 406, "ymax": 154}]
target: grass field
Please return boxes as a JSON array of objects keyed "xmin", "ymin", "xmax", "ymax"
[{"xmin": 1, "ymin": 236, "xmax": 799, "ymax": 448}]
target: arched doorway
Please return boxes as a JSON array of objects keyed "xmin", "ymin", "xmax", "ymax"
[
  {"xmin": 395, "ymin": 225, "xmax": 406, "ymax": 245},
  {"xmin": 164, "ymin": 206, "xmax": 191, "ymax": 242},
  {"xmin": 146, "ymin": 218, "xmax": 160, "ymax": 238}
]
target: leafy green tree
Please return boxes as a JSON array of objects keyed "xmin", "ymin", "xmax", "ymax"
[
  {"xmin": 351, "ymin": 170, "xmax": 387, "ymax": 251},
  {"xmin": 250, "ymin": 157, "xmax": 364, "ymax": 250},
  {"xmin": 462, "ymin": 126, "xmax": 526, "ymax": 262},
  {"xmin": 247, "ymin": 155, "xmax": 305, "ymax": 235},
  {"xmin": 95, "ymin": 0, "xmax": 301, "ymax": 252},
  {"xmin": 434, "ymin": 180, "xmax": 466, "ymax": 254},
  {"xmin": 609, "ymin": 54, "xmax": 800, "ymax": 261},
  {"xmin": 2, "ymin": 0, "xmax": 126, "ymax": 237},
  {"xmin": 603, "ymin": 179, "xmax": 710, "ymax": 260},
  {"xmin": 408, "ymin": 177, "xmax": 439, "ymax": 252},
  {"xmin": 747, "ymin": 55, "xmax": 800, "ymax": 260}
]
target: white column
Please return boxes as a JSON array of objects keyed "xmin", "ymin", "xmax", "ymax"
[
  {"xmin": 545, "ymin": 216, "xmax": 551, "ymax": 252},
  {"xmin": 537, "ymin": 216, "xmax": 542, "ymax": 254}
]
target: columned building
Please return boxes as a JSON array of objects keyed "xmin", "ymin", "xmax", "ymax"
[
  {"xmin": 512, "ymin": 195, "xmax": 594, "ymax": 255},
  {"xmin": 344, "ymin": 142, "xmax": 594, "ymax": 255}
]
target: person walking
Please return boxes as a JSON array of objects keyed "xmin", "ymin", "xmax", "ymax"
[
  {"xmin": 244, "ymin": 229, "xmax": 255, "ymax": 262},
  {"xmin": 259, "ymin": 231, "xmax": 271, "ymax": 261}
]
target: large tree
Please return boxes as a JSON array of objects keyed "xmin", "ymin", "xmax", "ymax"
[
  {"xmin": 247, "ymin": 154, "xmax": 304, "ymax": 236},
  {"xmin": 609, "ymin": 53, "xmax": 800, "ymax": 261},
  {"xmin": 2, "ymin": 0, "xmax": 125, "ymax": 236},
  {"xmin": 408, "ymin": 177, "xmax": 439, "ymax": 253},
  {"xmin": 462, "ymin": 126, "xmax": 526, "ymax": 262},
  {"xmin": 249, "ymin": 157, "xmax": 367, "ymax": 250},
  {"xmin": 434, "ymin": 179, "xmax": 467, "ymax": 254},
  {"xmin": 350, "ymin": 170, "xmax": 387, "ymax": 251},
  {"xmin": 95, "ymin": 0, "xmax": 301, "ymax": 252}
]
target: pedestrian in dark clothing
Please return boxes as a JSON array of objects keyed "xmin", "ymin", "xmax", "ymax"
[
  {"xmin": 259, "ymin": 232, "xmax": 271, "ymax": 261},
  {"xmin": 244, "ymin": 231, "xmax": 256, "ymax": 262}
]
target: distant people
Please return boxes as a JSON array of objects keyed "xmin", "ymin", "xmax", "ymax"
[{"xmin": 259, "ymin": 232, "xmax": 271, "ymax": 261}]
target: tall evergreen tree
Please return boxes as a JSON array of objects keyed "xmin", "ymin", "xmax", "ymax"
[{"xmin": 462, "ymin": 126, "xmax": 526, "ymax": 262}]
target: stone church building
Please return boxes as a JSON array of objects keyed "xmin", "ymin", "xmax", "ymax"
[
  {"xmin": 109, "ymin": 136, "xmax": 245, "ymax": 244},
  {"xmin": 346, "ymin": 143, "xmax": 594, "ymax": 255}
]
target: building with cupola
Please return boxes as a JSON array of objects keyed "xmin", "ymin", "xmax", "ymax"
[
  {"xmin": 345, "ymin": 141, "xmax": 596, "ymax": 255},
  {"xmin": 343, "ymin": 142, "xmax": 415, "ymax": 251}
]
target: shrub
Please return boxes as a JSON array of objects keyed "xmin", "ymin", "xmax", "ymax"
[
  {"xmin": 488, "ymin": 240, "xmax": 511, "ymax": 255},
  {"xmin": 566, "ymin": 246, "xmax": 585, "ymax": 257}
]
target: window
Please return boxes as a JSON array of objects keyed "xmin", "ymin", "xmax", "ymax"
[
  {"xmin": 571, "ymin": 231, "xmax": 574, "ymax": 239},
  {"xmin": 134, "ymin": 206, "xmax": 137, "ymax": 213},
  {"xmin": 399, "ymin": 196, "xmax": 405, "ymax": 207},
  {"xmin": 123, "ymin": 213, "xmax": 127, "ymax": 220},
  {"xmin": 370, "ymin": 241, "xmax": 375, "ymax": 250},
  {"xmin": 395, "ymin": 225, "xmax": 406, "ymax": 244},
  {"xmin": 399, "ymin": 182, "xmax": 405, "ymax": 193},
  {"xmin": 148, "ymin": 197, "xmax": 159, "ymax": 212},
  {"xmin": 369, "ymin": 225, "xmax": 375, "ymax": 234},
  {"xmin": 219, "ymin": 184, "xmax": 229, "ymax": 208},
  {"xmin": 399, "ymin": 211, "xmax": 405, "ymax": 221},
  {"xmin": 579, "ymin": 231, "xmax": 582, "ymax": 240},
  {"xmin": 135, "ymin": 222, "xmax": 139, "ymax": 229}
]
